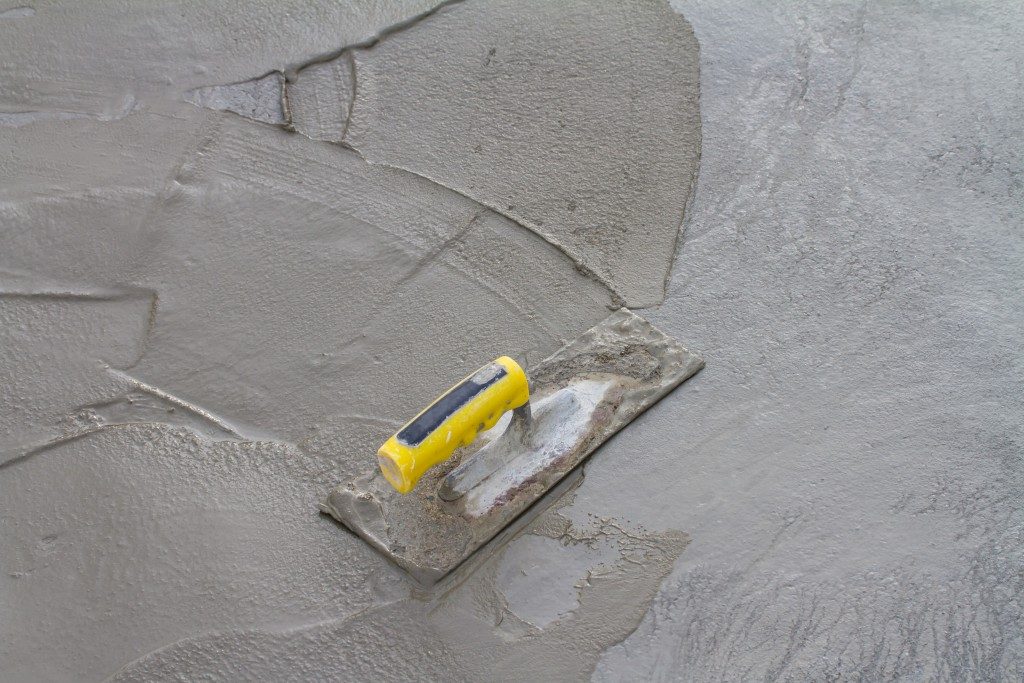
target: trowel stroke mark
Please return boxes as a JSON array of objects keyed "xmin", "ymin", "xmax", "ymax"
[
  {"xmin": 0, "ymin": 286, "xmax": 150, "ymax": 305},
  {"xmin": 0, "ymin": 370, "xmax": 247, "ymax": 470},
  {"xmin": 186, "ymin": 0, "xmax": 702, "ymax": 308},
  {"xmin": 0, "ymin": 94, "xmax": 136, "ymax": 128},
  {"xmin": 105, "ymin": 369, "xmax": 245, "ymax": 438},
  {"xmin": 0, "ymin": 273, "xmax": 157, "ymax": 366},
  {"xmin": 0, "ymin": 6, "xmax": 34, "ymax": 20},
  {"xmin": 108, "ymin": 600, "xmax": 466, "ymax": 682},
  {"xmin": 111, "ymin": 111, "xmax": 611, "ymax": 446},
  {"xmin": 204, "ymin": 116, "xmax": 608, "ymax": 343},
  {"xmin": 0, "ymin": 276, "xmax": 270, "ymax": 469}
]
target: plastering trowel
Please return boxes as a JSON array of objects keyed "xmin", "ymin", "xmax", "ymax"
[{"xmin": 320, "ymin": 309, "xmax": 703, "ymax": 585}]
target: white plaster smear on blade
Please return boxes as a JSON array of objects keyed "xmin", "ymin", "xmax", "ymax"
[{"xmin": 463, "ymin": 379, "xmax": 613, "ymax": 518}]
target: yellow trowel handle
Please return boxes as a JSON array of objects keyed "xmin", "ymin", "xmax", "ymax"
[{"xmin": 377, "ymin": 356, "xmax": 530, "ymax": 494}]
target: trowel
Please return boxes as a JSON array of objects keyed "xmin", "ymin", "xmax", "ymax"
[{"xmin": 321, "ymin": 309, "xmax": 703, "ymax": 585}]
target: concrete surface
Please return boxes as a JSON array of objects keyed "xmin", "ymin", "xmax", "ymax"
[{"xmin": 2, "ymin": 0, "xmax": 1022, "ymax": 681}]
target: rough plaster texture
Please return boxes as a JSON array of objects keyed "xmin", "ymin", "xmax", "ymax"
[
  {"xmin": 584, "ymin": 1, "xmax": 1024, "ymax": 679},
  {"xmin": 2, "ymin": 0, "xmax": 1023, "ymax": 681}
]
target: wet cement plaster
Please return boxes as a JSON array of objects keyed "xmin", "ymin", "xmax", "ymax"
[
  {"xmin": 187, "ymin": 0, "xmax": 702, "ymax": 307},
  {"xmin": 103, "ymin": 492, "xmax": 689, "ymax": 682},
  {"xmin": 3, "ymin": 1, "xmax": 1024, "ymax": 682},
  {"xmin": 2, "ymin": 1, "xmax": 699, "ymax": 680}
]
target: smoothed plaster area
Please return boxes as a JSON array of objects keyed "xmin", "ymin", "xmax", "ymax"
[{"xmin": 188, "ymin": 0, "xmax": 702, "ymax": 307}]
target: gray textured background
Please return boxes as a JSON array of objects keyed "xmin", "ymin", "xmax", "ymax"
[{"xmin": 2, "ymin": 1, "xmax": 1022, "ymax": 680}]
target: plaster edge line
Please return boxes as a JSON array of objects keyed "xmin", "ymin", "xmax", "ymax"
[
  {"xmin": 0, "ymin": 421, "xmax": 241, "ymax": 471},
  {"xmin": 278, "ymin": 71, "xmax": 292, "ymax": 129},
  {"xmin": 661, "ymin": 116, "xmax": 702, "ymax": 303},
  {"xmin": 117, "ymin": 288, "xmax": 158, "ymax": 371},
  {"xmin": 587, "ymin": 533, "xmax": 692, "ymax": 675},
  {"xmin": 0, "ymin": 284, "xmax": 155, "ymax": 303},
  {"xmin": 104, "ymin": 598, "xmax": 412, "ymax": 682},
  {"xmin": 0, "ymin": 284, "xmax": 157, "ymax": 370},
  {"xmin": 339, "ymin": 51, "xmax": 358, "ymax": 142},
  {"xmin": 279, "ymin": 0, "xmax": 469, "ymax": 77},
  {"xmin": 0, "ymin": 430, "xmax": 98, "ymax": 470},
  {"xmin": 190, "ymin": 0, "xmax": 467, "ymax": 103},
  {"xmin": 106, "ymin": 368, "xmax": 244, "ymax": 438},
  {"xmin": 662, "ymin": 163, "xmax": 702, "ymax": 302},
  {"xmin": 342, "ymin": 147, "xmax": 627, "ymax": 309}
]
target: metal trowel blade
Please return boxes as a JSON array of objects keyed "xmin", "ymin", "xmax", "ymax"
[{"xmin": 320, "ymin": 308, "xmax": 704, "ymax": 586}]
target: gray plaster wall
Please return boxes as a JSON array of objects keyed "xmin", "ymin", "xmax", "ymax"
[
  {"xmin": 2, "ymin": 0, "xmax": 1022, "ymax": 681},
  {"xmin": 593, "ymin": 1, "xmax": 1024, "ymax": 678}
]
